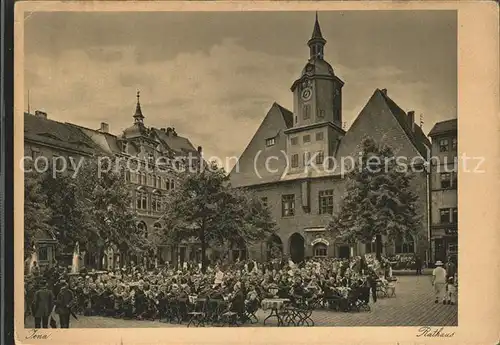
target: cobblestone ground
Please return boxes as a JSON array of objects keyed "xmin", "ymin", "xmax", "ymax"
[{"xmin": 24, "ymin": 276, "xmax": 457, "ymax": 328}]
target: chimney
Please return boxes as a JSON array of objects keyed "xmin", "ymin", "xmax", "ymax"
[
  {"xmin": 160, "ymin": 128, "xmax": 166, "ymax": 132},
  {"xmin": 99, "ymin": 122, "xmax": 109, "ymax": 133},
  {"xmin": 166, "ymin": 127, "xmax": 173, "ymax": 136},
  {"xmin": 407, "ymin": 111, "xmax": 415, "ymax": 131},
  {"xmin": 197, "ymin": 146, "xmax": 202, "ymax": 154},
  {"xmin": 34, "ymin": 110, "xmax": 47, "ymax": 119},
  {"xmin": 172, "ymin": 128, "xmax": 178, "ymax": 137},
  {"xmin": 380, "ymin": 89, "xmax": 387, "ymax": 96}
]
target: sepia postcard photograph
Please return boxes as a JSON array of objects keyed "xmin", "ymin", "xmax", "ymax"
[{"xmin": 13, "ymin": 1, "xmax": 499, "ymax": 345}]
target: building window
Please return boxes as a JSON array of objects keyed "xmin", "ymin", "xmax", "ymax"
[
  {"xmin": 395, "ymin": 234, "xmax": 415, "ymax": 254},
  {"xmin": 266, "ymin": 137, "xmax": 276, "ymax": 147},
  {"xmin": 452, "ymin": 172, "xmax": 458, "ymax": 188},
  {"xmin": 315, "ymin": 132, "xmax": 324, "ymax": 141},
  {"xmin": 452, "ymin": 137, "xmax": 457, "ymax": 150},
  {"xmin": 440, "ymin": 173, "xmax": 451, "ymax": 189},
  {"xmin": 451, "ymin": 207, "xmax": 458, "ymax": 223},
  {"xmin": 282, "ymin": 194, "xmax": 295, "ymax": 217},
  {"xmin": 141, "ymin": 172, "xmax": 147, "ymax": 185},
  {"xmin": 137, "ymin": 222, "xmax": 147, "ymax": 238},
  {"xmin": 261, "ymin": 197, "xmax": 268, "ymax": 208},
  {"xmin": 136, "ymin": 191, "xmax": 148, "ymax": 210},
  {"xmin": 439, "ymin": 139, "xmax": 449, "ymax": 152},
  {"xmin": 131, "ymin": 172, "xmax": 138, "ymax": 183},
  {"xmin": 157, "ymin": 176, "xmax": 162, "ymax": 189},
  {"xmin": 170, "ymin": 179, "xmax": 175, "ymax": 190},
  {"xmin": 152, "ymin": 175, "xmax": 157, "ymax": 188},
  {"xmin": 125, "ymin": 170, "xmax": 131, "ymax": 182},
  {"xmin": 291, "ymin": 154, "xmax": 299, "ymax": 168},
  {"xmin": 291, "ymin": 137, "xmax": 299, "ymax": 146},
  {"xmin": 148, "ymin": 153, "xmax": 155, "ymax": 164},
  {"xmin": 316, "ymin": 151, "xmax": 324, "ymax": 165},
  {"xmin": 303, "ymin": 135, "xmax": 311, "ymax": 144},
  {"xmin": 313, "ymin": 243, "xmax": 328, "ymax": 257},
  {"xmin": 151, "ymin": 194, "xmax": 162, "ymax": 212},
  {"xmin": 121, "ymin": 142, "xmax": 127, "ymax": 153},
  {"xmin": 303, "ymin": 105, "xmax": 311, "ymax": 120},
  {"xmin": 440, "ymin": 208, "xmax": 451, "ymax": 223},
  {"xmin": 319, "ymin": 190, "xmax": 334, "ymax": 214},
  {"xmin": 38, "ymin": 246, "xmax": 48, "ymax": 261},
  {"xmin": 303, "ymin": 152, "xmax": 311, "ymax": 166},
  {"xmin": 318, "ymin": 110, "xmax": 325, "ymax": 119}
]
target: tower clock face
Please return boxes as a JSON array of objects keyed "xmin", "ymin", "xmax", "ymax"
[{"xmin": 301, "ymin": 88, "xmax": 312, "ymax": 101}]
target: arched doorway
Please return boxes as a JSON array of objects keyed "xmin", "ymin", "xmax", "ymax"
[
  {"xmin": 289, "ymin": 233, "xmax": 305, "ymax": 263},
  {"xmin": 266, "ymin": 234, "xmax": 283, "ymax": 260}
]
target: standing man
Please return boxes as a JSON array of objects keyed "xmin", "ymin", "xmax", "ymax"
[
  {"xmin": 432, "ymin": 260, "xmax": 447, "ymax": 304},
  {"xmin": 32, "ymin": 280, "xmax": 54, "ymax": 328},
  {"xmin": 415, "ymin": 255, "xmax": 422, "ymax": 275},
  {"xmin": 55, "ymin": 282, "xmax": 74, "ymax": 328},
  {"xmin": 445, "ymin": 257, "xmax": 456, "ymax": 280},
  {"xmin": 366, "ymin": 265, "xmax": 379, "ymax": 303}
]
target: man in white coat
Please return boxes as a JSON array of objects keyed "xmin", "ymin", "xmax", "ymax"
[{"xmin": 432, "ymin": 260, "xmax": 447, "ymax": 304}]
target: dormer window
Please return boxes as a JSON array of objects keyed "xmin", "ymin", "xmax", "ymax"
[
  {"xmin": 121, "ymin": 142, "xmax": 127, "ymax": 153},
  {"xmin": 266, "ymin": 137, "xmax": 276, "ymax": 147}
]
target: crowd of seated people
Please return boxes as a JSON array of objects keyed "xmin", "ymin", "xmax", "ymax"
[{"xmin": 25, "ymin": 254, "xmax": 395, "ymax": 324}]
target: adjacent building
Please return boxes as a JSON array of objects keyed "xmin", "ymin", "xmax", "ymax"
[
  {"xmin": 24, "ymin": 110, "xmax": 105, "ymax": 266},
  {"xmin": 24, "ymin": 93, "xmax": 202, "ymax": 268},
  {"xmin": 229, "ymin": 15, "xmax": 432, "ymax": 263},
  {"xmin": 428, "ymin": 119, "xmax": 458, "ymax": 263}
]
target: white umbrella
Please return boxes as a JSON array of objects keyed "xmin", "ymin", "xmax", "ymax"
[{"xmin": 71, "ymin": 242, "xmax": 80, "ymax": 274}]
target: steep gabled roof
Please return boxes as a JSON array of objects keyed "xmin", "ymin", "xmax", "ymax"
[
  {"xmin": 428, "ymin": 119, "xmax": 457, "ymax": 137},
  {"xmin": 152, "ymin": 128, "xmax": 198, "ymax": 154},
  {"xmin": 274, "ymin": 103, "xmax": 294, "ymax": 128},
  {"xmin": 24, "ymin": 113, "xmax": 101, "ymax": 155},
  {"xmin": 378, "ymin": 89, "xmax": 431, "ymax": 156},
  {"xmin": 228, "ymin": 102, "xmax": 291, "ymax": 187}
]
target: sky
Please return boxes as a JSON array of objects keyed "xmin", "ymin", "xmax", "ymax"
[{"xmin": 24, "ymin": 10, "xmax": 457, "ymax": 163}]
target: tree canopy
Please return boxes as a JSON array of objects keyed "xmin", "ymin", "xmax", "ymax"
[
  {"xmin": 327, "ymin": 137, "xmax": 421, "ymax": 258},
  {"xmin": 24, "ymin": 172, "xmax": 53, "ymax": 257},
  {"xmin": 156, "ymin": 162, "xmax": 276, "ymax": 271},
  {"xmin": 25, "ymin": 157, "xmax": 150, "ymax": 263}
]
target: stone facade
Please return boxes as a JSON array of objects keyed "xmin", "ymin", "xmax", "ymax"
[
  {"xmin": 24, "ymin": 94, "xmax": 202, "ymax": 269},
  {"xmin": 230, "ymin": 15, "xmax": 432, "ymax": 263},
  {"xmin": 428, "ymin": 119, "xmax": 458, "ymax": 263}
]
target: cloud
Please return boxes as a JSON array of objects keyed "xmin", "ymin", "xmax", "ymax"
[{"xmin": 25, "ymin": 38, "xmax": 443, "ymax": 170}]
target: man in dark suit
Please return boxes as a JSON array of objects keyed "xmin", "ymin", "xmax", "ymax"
[
  {"xmin": 55, "ymin": 282, "xmax": 74, "ymax": 328},
  {"xmin": 32, "ymin": 280, "xmax": 54, "ymax": 328},
  {"xmin": 415, "ymin": 255, "xmax": 423, "ymax": 275}
]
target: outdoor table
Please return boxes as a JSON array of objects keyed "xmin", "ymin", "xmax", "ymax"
[{"xmin": 261, "ymin": 298, "xmax": 290, "ymax": 326}]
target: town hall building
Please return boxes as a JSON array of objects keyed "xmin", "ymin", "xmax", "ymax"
[{"xmin": 229, "ymin": 15, "xmax": 432, "ymax": 263}]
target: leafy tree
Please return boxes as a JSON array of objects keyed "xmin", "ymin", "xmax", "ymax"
[
  {"xmin": 327, "ymin": 137, "xmax": 421, "ymax": 260},
  {"xmin": 74, "ymin": 159, "xmax": 150, "ymax": 265},
  {"xmin": 157, "ymin": 162, "xmax": 276, "ymax": 271},
  {"xmin": 40, "ymin": 170, "xmax": 95, "ymax": 255},
  {"xmin": 24, "ymin": 172, "xmax": 53, "ymax": 259}
]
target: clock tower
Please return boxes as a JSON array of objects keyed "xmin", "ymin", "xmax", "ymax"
[{"xmin": 285, "ymin": 13, "xmax": 345, "ymax": 174}]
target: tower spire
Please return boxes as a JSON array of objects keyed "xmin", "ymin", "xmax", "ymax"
[
  {"xmin": 308, "ymin": 12, "xmax": 326, "ymax": 60},
  {"xmin": 133, "ymin": 90, "xmax": 144, "ymax": 124}
]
